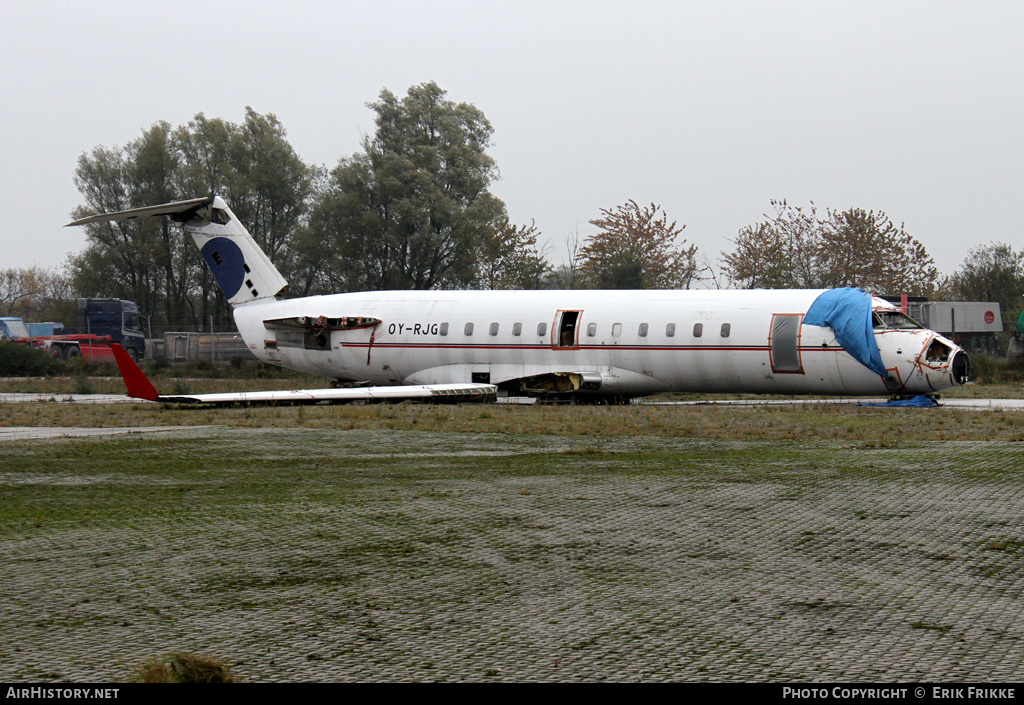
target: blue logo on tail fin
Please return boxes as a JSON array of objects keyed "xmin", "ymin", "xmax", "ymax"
[{"xmin": 200, "ymin": 237, "xmax": 246, "ymax": 299}]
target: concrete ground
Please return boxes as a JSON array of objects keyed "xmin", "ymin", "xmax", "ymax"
[{"xmin": 0, "ymin": 426, "xmax": 205, "ymax": 441}]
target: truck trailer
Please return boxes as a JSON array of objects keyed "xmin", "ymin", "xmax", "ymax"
[{"xmin": 883, "ymin": 296, "xmax": 1002, "ymax": 355}]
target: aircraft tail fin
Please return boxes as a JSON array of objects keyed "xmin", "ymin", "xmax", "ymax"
[
  {"xmin": 111, "ymin": 343, "xmax": 160, "ymax": 401},
  {"xmin": 67, "ymin": 196, "xmax": 289, "ymax": 306}
]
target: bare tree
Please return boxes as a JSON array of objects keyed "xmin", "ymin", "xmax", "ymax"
[
  {"xmin": 722, "ymin": 200, "xmax": 938, "ymax": 294},
  {"xmin": 548, "ymin": 227, "xmax": 585, "ymax": 289},
  {"xmin": 0, "ymin": 267, "xmax": 75, "ymax": 321}
]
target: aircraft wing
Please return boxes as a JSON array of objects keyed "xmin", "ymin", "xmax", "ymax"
[{"xmin": 111, "ymin": 345, "xmax": 496, "ymax": 405}]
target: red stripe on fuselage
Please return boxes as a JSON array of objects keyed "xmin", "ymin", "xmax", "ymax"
[{"xmin": 336, "ymin": 343, "xmax": 840, "ymax": 353}]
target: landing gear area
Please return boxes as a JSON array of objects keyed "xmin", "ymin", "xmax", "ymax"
[{"xmin": 497, "ymin": 374, "xmax": 631, "ymax": 405}]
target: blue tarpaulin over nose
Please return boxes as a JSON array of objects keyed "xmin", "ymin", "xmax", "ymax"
[{"xmin": 804, "ymin": 288, "xmax": 890, "ymax": 378}]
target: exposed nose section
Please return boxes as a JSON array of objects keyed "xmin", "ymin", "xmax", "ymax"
[
  {"xmin": 950, "ymin": 350, "xmax": 971, "ymax": 386},
  {"xmin": 910, "ymin": 335, "xmax": 970, "ymax": 392}
]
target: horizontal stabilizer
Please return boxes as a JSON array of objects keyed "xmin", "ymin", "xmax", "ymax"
[
  {"xmin": 66, "ymin": 197, "xmax": 213, "ymax": 227},
  {"xmin": 111, "ymin": 344, "xmax": 495, "ymax": 405}
]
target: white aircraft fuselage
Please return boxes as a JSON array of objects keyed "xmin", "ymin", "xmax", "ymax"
[{"xmin": 233, "ymin": 288, "xmax": 968, "ymax": 398}]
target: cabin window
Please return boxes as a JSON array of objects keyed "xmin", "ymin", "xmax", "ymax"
[
  {"xmin": 513, "ymin": 322, "xmax": 522, "ymax": 336},
  {"xmin": 587, "ymin": 322, "xmax": 597, "ymax": 337},
  {"xmin": 440, "ymin": 322, "xmax": 449, "ymax": 336},
  {"xmin": 638, "ymin": 323, "xmax": 649, "ymax": 337},
  {"xmin": 465, "ymin": 322, "xmax": 474, "ymax": 336},
  {"xmin": 721, "ymin": 323, "xmax": 731, "ymax": 338},
  {"xmin": 537, "ymin": 322, "xmax": 547, "ymax": 337},
  {"xmin": 693, "ymin": 323, "xmax": 703, "ymax": 337},
  {"xmin": 612, "ymin": 323, "xmax": 622, "ymax": 337},
  {"xmin": 489, "ymin": 322, "xmax": 499, "ymax": 336},
  {"xmin": 666, "ymin": 323, "xmax": 676, "ymax": 337}
]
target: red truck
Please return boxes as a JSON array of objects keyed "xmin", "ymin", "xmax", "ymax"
[{"xmin": 0, "ymin": 298, "xmax": 146, "ymax": 362}]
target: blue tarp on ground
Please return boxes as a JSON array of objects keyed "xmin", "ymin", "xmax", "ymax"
[
  {"xmin": 804, "ymin": 288, "xmax": 890, "ymax": 378},
  {"xmin": 859, "ymin": 395, "xmax": 939, "ymax": 407}
]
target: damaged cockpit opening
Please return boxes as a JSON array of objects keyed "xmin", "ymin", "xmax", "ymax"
[
  {"xmin": 951, "ymin": 350, "xmax": 972, "ymax": 385},
  {"xmin": 924, "ymin": 338, "xmax": 952, "ymax": 362},
  {"xmin": 918, "ymin": 336, "xmax": 971, "ymax": 386}
]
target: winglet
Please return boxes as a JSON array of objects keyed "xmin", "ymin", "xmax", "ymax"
[{"xmin": 111, "ymin": 344, "xmax": 160, "ymax": 401}]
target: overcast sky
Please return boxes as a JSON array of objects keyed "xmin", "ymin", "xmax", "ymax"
[{"xmin": 2, "ymin": 0, "xmax": 1021, "ymax": 280}]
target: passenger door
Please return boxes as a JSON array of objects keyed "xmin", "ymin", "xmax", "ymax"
[{"xmin": 769, "ymin": 313, "xmax": 804, "ymax": 374}]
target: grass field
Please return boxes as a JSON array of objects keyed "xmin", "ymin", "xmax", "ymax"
[
  {"xmin": 2, "ymin": 359, "xmax": 1024, "ymax": 682},
  {"xmin": 2, "ymin": 426, "xmax": 1024, "ymax": 682},
  {"xmin": 3, "ymin": 393, "xmax": 1024, "ymax": 442}
]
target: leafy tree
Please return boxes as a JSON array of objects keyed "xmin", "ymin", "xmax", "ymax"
[
  {"xmin": 579, "ymin": 201, "xmax": 701, "ymax": 289},
  {"xmin": 723, "ymin": 200, "xmax": 938, "ymax": 294},
  {"xmin": 70, "ymin": 141, "xmax": 159, "ymax": 318},
  {"xmin": 817, "ymin": 208, "xmax": 938, "ymax": 293},
  {"xmin": 473, "ymin": 219, "xmax": 550, "ymax": 289},
  {"xmin": 722, "ymin": 201, "xmax": 819, "ymax": 289},
  {"xmin": 131, "ymin": 121, "xmax": 194, "ymax": 327},
  {"xmin": 173, "ymin": 113, "xmax": 235, "ymax": 197},
  {"xmin": 301, "ymin": 82, "xmax": 507, "ymax": 291},
  {"xmin": 940, "ymin": 242, "xmax": 1024, "ymax": 329},
  {"xmin": 225, "ymin": 108, "xmax": 313, "ymax": 264},
  {"xmin": 71, "ymin": 122, "xmax": 202, "ymax": 329}
]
